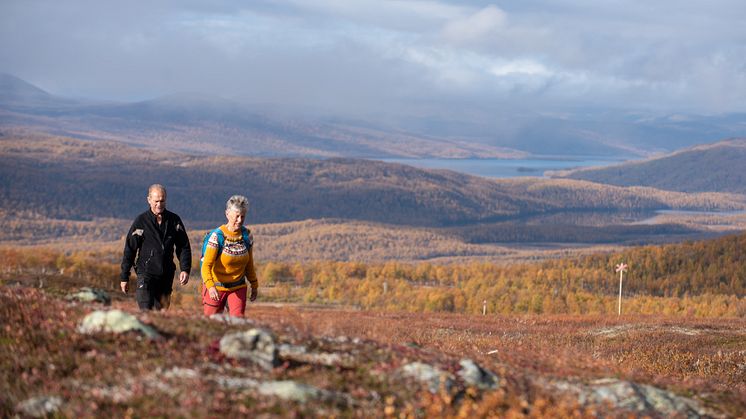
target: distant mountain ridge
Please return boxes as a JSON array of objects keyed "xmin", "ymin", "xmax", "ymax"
[
  {"xmin": 3, "ymin": 74, "xmax": 746, "ymax": 159},
  {"xmin": 0, "ymin": 73, "xmax": 51, "ymax": 102},
  {"xmin": 0, "ymin": 74, "xmax": 523, "ymax": 159},
  {"xmin": 554, "ymin": 138, "xmax": 746, "ymax": 194},
  {"xmin": 0, "ymin": 73, "xmax": 82, "ymax": 112}
]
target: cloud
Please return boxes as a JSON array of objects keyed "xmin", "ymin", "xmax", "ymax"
[
  {"xmin": 442, "ymin": 5, "xmax": 507, "ymax": 44},
  {"xmin": 0, "ymin": 0, "xmax": 745, "ymax": 116}
]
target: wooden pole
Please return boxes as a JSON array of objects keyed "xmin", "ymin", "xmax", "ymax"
[
  {"xmin": 617, "ymin": 269, "xmax": 623, "ymax": 316},
  {"xmin": 615, "ymin": 263, "xmax": 627, "ymax": 316}
]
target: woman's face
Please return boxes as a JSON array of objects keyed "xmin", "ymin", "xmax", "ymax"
[{"xmin": 225, "ymin": 208, "xmax": 246, "ymax": 232}]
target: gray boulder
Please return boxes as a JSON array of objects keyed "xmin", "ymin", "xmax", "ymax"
[
  {"xmin": 16, "ymin": 396, "xmax": 63, "ymax": 418},
  {"xmin": 458, "ymin": 359, "xmax": 500, "ymax": 390},
  {"xmin": 550, "ymin": 378, "xmax": 723, "ymax": 418},
  {"xmin": 220, "ymin": 328, "xmax": 280, "ymax": 370},
  {"xmin": 399, "ymin": 362, "xmax": 455, "ymax": 394},
  {"xmin": 215, "ymin": 377, "xmax": 351, "ymax": 406},
  {"xmin": 66, "ymin": 287, "xmax": 111, "ymax": 305},
  {"xmin": 77, "ymin": 309, "xmax": 161, "ymax": 339}
]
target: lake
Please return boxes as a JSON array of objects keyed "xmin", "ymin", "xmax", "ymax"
[{"xmin": 378, "ymin": 156, "xmax": 628, "ymax": 179}]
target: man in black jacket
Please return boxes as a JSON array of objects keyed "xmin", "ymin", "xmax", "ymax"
[{"xmin": 120, "ymin": 184, "xmax": 191, "ymax": 310}]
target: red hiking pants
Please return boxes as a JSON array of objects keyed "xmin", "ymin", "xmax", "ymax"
[{"xmin": 202, "ymin": 286, "xmax": 247, "ymax": 317}]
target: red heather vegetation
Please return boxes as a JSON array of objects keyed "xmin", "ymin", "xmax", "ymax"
[
  {"xmin": 1, "ymin": 231, "xmax": 744, "ymax": 416},
  {"xmin": 1, "ymin": 283, "xmax": 744, "ymax": 417}
]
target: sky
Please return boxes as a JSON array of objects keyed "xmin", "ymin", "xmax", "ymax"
[{"xmin": 2, "ymin": 0, "xmax": 746, "ymax": 120}]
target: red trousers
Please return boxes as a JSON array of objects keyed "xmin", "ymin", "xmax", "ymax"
[{"xmin": 202, "ymin": 286, "xmax": 247, "ymax": 317}]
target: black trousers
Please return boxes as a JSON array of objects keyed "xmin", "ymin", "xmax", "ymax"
[{"xmin": 135, "ymin": 274, "xmax": 174, "ymax": 310}]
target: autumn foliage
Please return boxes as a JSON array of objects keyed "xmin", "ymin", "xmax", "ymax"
[{"xmin": 2, "ymin": 232, "xmax": 744, "ymax": 318}]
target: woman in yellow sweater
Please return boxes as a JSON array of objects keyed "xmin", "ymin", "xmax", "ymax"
[{"xmin": 201, "ymin": 195, "xmax": 258, "ymax": 316}]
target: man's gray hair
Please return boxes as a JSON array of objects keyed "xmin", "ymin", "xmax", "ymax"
[
  {"xmin": 148, "ymin": 184, "xmax": 167, "ymax": 197},
  {"xmin": 226, "ymin": 195, "xmax": 249, "ymax": 213}
]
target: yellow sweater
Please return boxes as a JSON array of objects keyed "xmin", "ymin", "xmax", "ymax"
[{"xmin": 201, "ymin": 225, "xmax": 258, "ymax": 291}]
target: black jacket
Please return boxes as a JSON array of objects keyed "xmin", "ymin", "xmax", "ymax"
[{"xmin": 120, "ymin": 209, "xmax": 191, "ymax": 281}]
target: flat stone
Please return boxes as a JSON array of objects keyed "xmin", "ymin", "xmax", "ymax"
[
  {"xmin": 16, "ymin": 396, "xmax": 63, "ymax": 418},
  {"xmin": 258, "ymin": 380, "xmax": 321, "ymax": 402},
  {"xmin": 208, "ymin": 313, "xmax": 255, "ymax": 325},
  {"xmin": 278, "ymin": 343, "xmax": 355, "ymax": 368},
  {"xmin": 215, "ymin": 377, "xmax": 351, "ymax": 406},
  {"xmin": 66, "ymin": 287, "xmax": 111, "ymax": 305},
  {"xmin": 77, "ymin": 309, "xmax": 160, "ymax": 339}
]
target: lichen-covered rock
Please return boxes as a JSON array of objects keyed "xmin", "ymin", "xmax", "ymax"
[
  {"xmin": 549, "ymin": 378, "xmax": 723, "ymax": 418},
  {"xmin": 215, "ymin": 377, "xmax": 351, "ymax": 406},
  {"xmin": 66, "ymin": 287, "xmax": 111, "ymax": 305},
  {"xmin": 399, "ymin": 362, "xmax": 455, "ymax": 394},
  {"xmin": 208, "ymin": 313, "xmax": 255, "ymax": 325},
  {"xmin": 16, "ymin": 396, "xmax": 63, "ymax": 418},
  {"xmin": 278, "ymin": 343, "xmax": 355, "ymax": 368},
  {"xmin": 258, "ymin": 380, "xmax": 322, "ymax": 402},
  {"xmin": 161, "ymin": 367, "xmax": 199, "ymax": 380},
  {"xmin": 77, "ymin": 309, "xmax": 161, "ymax": 339},
  {"xmin": 458, "ymin": 359, "xmax": 500, "ymax": 390},
  {"xmin": 220, "ymin": 328, "xmax": 280, "ymax": 370}
]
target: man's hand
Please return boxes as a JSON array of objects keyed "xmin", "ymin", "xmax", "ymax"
[
  {"xmin": 120, "ymin": 281, "xmax": 129, "ymax": 294},
  {"xmin": 208, "ymin": 286, "xmax": 220, "ymax": 301},
  {"xmin": 179, "ymin": 271, "xmax": 189, "ymax": 285},
  {"xmin": 250, "ymin": 287, "xmax": 258, "ymax": 302}
]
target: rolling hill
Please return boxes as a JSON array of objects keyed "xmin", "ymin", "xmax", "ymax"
[
  {"xmin": 2, "ymin": 132, "xmax": 743, "ymax": 228},
  {"xmin": 554, "ymin": 138, "xmax": 746, "ymax": 194},
  {"xmin": 2, "ymin": 131, "xmax": 745, "ymax": 259}
]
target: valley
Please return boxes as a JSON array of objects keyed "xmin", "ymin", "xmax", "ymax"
[{"xmin": 1, "ymin": 129, "xmax": 744, "ymax": 417}]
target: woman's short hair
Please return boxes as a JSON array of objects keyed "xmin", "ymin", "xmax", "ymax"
[{"xmin": 226, "ymin": 195, "xmax": 249, "ymax": 213}]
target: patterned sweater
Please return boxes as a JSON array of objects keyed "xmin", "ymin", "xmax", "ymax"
[{"xmin": 200, "ymin": 225, "xmax": 258, "ymax": 291}]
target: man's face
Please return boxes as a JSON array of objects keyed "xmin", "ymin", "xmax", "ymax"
[{"xmin": 147, "ymin": 189, "xmax": 166, "ymax": 215}]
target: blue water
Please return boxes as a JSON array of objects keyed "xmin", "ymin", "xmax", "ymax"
[{"xmin": 378, "ymin": 156, "xmax": 627, "ymax": 179}]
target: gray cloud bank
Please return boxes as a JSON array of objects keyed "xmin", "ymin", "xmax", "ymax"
[{"xmin": 2, "ymin": 0, "xmax": 746, "ymax": 122}]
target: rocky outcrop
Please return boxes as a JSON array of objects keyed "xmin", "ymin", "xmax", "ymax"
[
  {"xmin": 77, "ymin": 309, "xmax": 161, "ymax": 339},
  {"xmin": 548, "ymin": 377, "xmax": 724, "ymax": 418},
  {"xmin": 398, "ymin": 359, "xmax": 501, "ymax": 395},
  {"xmin": 219, "ymin": 328, "xmax": 280, "ymax": 370}
]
